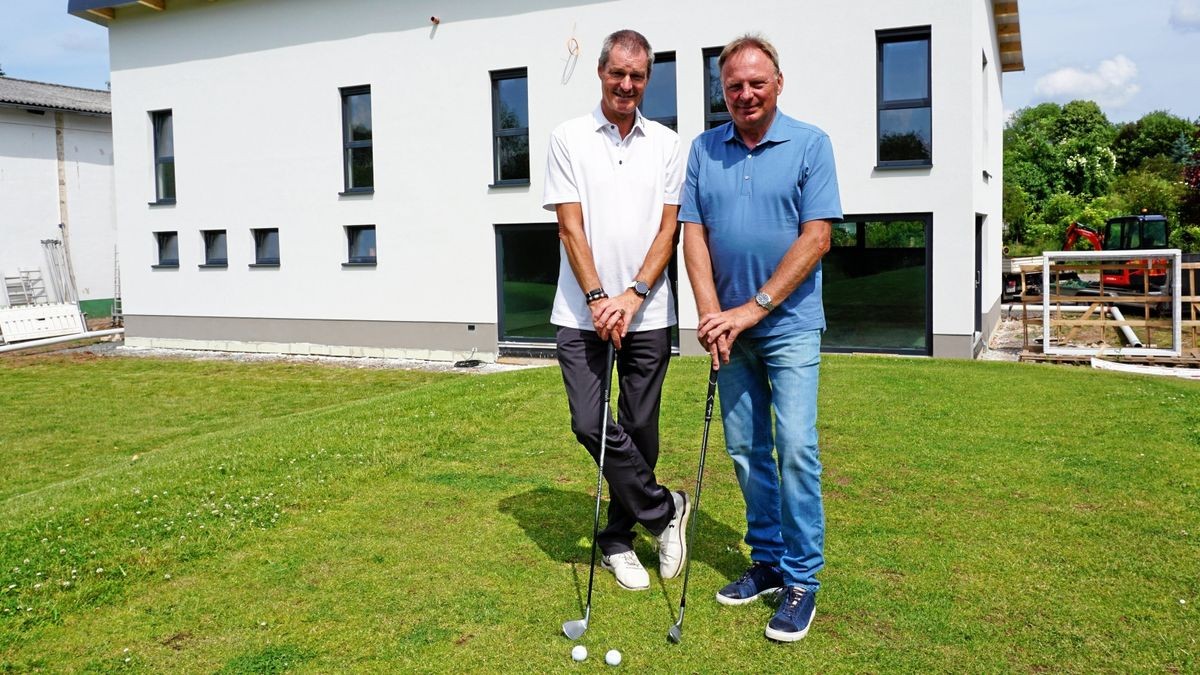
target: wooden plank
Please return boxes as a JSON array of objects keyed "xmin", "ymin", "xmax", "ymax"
[
  {"xmin": 87, "ymin": 7, "xmax": 115, "ymax": 19},
  {"xmin": 138, "ymin": 0, "xmax": 166, "ymax": 9},
  {"xmin": 1048, "ymin": 318, "xmax": 1174, "ymax": 328}
]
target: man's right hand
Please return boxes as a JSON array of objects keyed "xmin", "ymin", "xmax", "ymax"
[{"xmin": 590, "ymin": 297, "xmax": 626, "ymax": 350}]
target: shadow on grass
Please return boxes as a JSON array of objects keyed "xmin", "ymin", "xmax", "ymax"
[{"xmin": 499, "ymin": 486, "xmax": 750, "ymax": 619}]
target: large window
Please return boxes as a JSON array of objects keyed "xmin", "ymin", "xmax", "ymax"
[
  {"xmin": 823, "ymin": 215, "xmax": 930, "ymax": 354},
  {"xmin": 345, "ymin": 225, "xmax": 376, "ymax": 265},
  {"xmin": 642, "ymin": 52, "xmax": 677, "ymax": 130},
  {"xmin": 702, "ymin": 47, "xmax": 730, "ymax": 129},
  {"xmin": 340, "ymin": 85, "xmax": 373, "ymax": 193},
  {"xmin": 201, "ymin": 229, "xmax": 228, "ymax": 267},
  {"xmin": 253, "ymin": 228, "xmax": 280, "ymax": 266},
  {"xmin": 153, "ymin": 231, "xmax": 178, "ymax": 268},
  {"xmin": 495, "ymin": 224, "xmax": 559, "ymax": 343},
  {"xmin": 491, "ymin": 69, "xmax": 529, "ymax": 185},
  {"xmin": 876, "ymin": 28, "xmax": 931, "ymax": 167},
  {"xmin": 151, "ymin": 110, "xmax": 175, "ymax": 203}
]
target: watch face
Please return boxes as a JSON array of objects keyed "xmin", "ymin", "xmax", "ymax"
[{"xmin": 635, "ymin": 281, "xmax": 650, "ymax": 296}]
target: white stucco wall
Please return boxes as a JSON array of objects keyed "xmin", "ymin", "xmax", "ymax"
[
  {"xmin": 103, "ymin": 0, "xmax": 1011, "ymax": 355},
  {"xmin": 0, "ymin": 107, "xmax": 115, "ymax": 305}
]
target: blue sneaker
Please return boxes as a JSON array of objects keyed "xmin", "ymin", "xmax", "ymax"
[
  {"xmin": 765, "ymin": 586, "xmax": 816, "ymax": 642},
  {"xmin": 715, "ymin": 562, "xmax": 784, "ymax": 606}
]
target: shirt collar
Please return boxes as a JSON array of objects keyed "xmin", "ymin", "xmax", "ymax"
[
  {"xmin": 592, "ymin": 104, "xmax": 646, "ymax": 136},
  {"xmin": 722, "ymin": 109, "xmax": 790, "ymax": 147}
]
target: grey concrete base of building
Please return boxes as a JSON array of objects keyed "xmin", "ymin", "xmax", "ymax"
[{"xmin": 124, "ymin": 315, "xmax": 498, "ymax": 362}]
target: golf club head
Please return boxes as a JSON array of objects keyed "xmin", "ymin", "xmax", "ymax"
[
  {"xmin": 667, "ymin": 624, "xmax": 682, "ymax": 644},
  {"xmin": 562, "ymin": 619, "xmax": 588, "ymax": 640}
]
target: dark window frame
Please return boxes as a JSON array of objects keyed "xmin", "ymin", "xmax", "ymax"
[
  {"xmin": 150, "ymin": 109, "xmax": 175, "ymax": 205},
  {"xmin": 702, "ymin": 47, "xmax": 731, "ymax": 130},
  {"xmin": 494, "ymin": 222, "xmax": 559, "ymax": 349},
  {"xmin": 200, "ymin": 229, "xmax": 228, "ymax": 268},
  {"xmin": 252, "ymin": 227, "xmax": 280, "ymax": 267},
  {"xmin": 644, "ymin": 51, "xmax": 677, "ymax": 130},
  {"xmin": 340, "ymin": 85, "xmax": 374, "ymax": 195},
  {"xmin": 344, "ymin": 224, "xmax": 377, "ymax": 266},
  {"xmin": 823, "ymin": 213, "xmax": 933, "ymax": 356},
  {"xmin": 153, "ymin": 230, "xmax": 179, "ymax": 268},
  {"xmin": 490, "ymin": 68, "xmax": 530, "ymax": 187},
  {"xmin": 876, "ymin": 27, "xmax": 932, "ymax": 168}
]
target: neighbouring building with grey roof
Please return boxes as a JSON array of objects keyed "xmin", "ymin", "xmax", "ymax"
[{"xmin": 0, "ymin": 76, "xmax": 117, "ymax": 318}]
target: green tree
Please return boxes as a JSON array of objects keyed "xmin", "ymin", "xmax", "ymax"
[
  {"xmin": 1003, "ymin": 182, "xmax": 1032, "ymax": 243},
  {"xmin": 1112, "ymin": 110, "xmax": 1197, "ymax": 173}
]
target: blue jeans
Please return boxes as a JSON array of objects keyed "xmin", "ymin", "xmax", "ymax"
[{"xmin": 718, "ymin": 329, "xmax": 823, "ymax": 591}]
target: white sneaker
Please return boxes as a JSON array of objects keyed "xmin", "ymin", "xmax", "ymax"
[
  {"xmin": 656, "ymin": 490, "xmax": 690, "ymax": 579},
  {"xmin": 601, "ymin": 550, "xmax": 650, "ymax": 590}
]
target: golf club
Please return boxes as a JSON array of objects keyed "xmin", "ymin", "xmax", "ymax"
[
  {"xmin": 562, "ymin": 341, "xmax": 616, "ymax": 640},
  {"xmin": 667, "ymin": 365, "xmax": 719, "ymax": 644}
]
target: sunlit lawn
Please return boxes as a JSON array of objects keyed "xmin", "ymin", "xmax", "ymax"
[{"xmin": 1, "ymin": 351, "xmax": 1197, "ymax": 672}]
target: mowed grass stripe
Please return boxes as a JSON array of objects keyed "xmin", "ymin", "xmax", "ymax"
[{"xmin": 1, "ymin": 354, "xmax": 1197, "ymax": 672}]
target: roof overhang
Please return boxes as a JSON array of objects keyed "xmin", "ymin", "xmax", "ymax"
[
  {"xmin": 68, "ymin": 0, "xmax": 166, "ymax": 26},
  {"xmin": 993, "ymin": 1, "xmax": 1025, "ymax": 72}
]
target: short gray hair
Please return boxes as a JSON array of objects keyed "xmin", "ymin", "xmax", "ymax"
[
  {"xmin": 598, "ymin": 29, "xmax": 655, "ymax": 77},
  {"xmin": 719, "ymin": 33, "xmax": 780, "ymax": 75}
]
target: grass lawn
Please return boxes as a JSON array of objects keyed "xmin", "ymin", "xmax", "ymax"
[{"xmin": 1, "ymin": 351, "xmax": 1197, "ymax": 672}]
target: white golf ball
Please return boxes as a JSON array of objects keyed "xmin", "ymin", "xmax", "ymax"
[
  {"xmin": 571, "ymin": 645, "xmax": 587, "ymax": 662},
  {"xmin": 605, "ymin": 649, "xmax": 622, "ymax": 666}
]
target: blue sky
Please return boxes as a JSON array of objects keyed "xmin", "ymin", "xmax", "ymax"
[{"xmin": 1, "ymin": 1, "xmax": 1197, "ymax": 124}]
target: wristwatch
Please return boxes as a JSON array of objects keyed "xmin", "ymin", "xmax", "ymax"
[
  {"xmin": 754, "ymin": 291, "xmax": 776, "ymax": 312},
  {"xmin": 630, "ymin": 279, "xmax": 651, "ymax": 298}
]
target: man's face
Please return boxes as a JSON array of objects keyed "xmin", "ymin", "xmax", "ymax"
[
  {"xmin": 598, "ymin": 44, "xmax": 650, "ymax": 123},
  {"xmin": 721, "ymin": 47, "xmax": 783, "ymax": 133}
]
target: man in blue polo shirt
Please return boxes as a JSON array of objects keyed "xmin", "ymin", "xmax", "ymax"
[{"xmin": 681, "ymin": 33, "xmax": 842, "ymax": 643}]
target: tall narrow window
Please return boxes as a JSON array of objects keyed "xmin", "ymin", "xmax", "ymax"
[
  {"xmin": 201, "ymin": 230, "xmax": 228, "ymax": 267},
  {"xmin": 154, "ymin": 231, "xmax": 179, "ymax": 267},
  {"xmin": 643, "ymin": 52, "xmax": 677, "ymax": 130},
  {"xmin": 253, "ymin": 228, "xmax": 280, "ymax": 266},
  {"xmin": 490, "ymin": 68, "xmax": 529, "ymax": 185},
  {"xmin": 877, "ymin": 28, "xmax": 932, "ymax": 166},
  {"xmin": 151, "ymin": 110, "xmax": 175, "ymax": 203},
  {"xmin": 702, "ymin": 47, "xmax": 730, "ymax": 129},
  {"xmin": 345, "ymin": 225, "xmax": 376, "ymax": 265},
  {"xmin": 340, "ymin": 85, "xmax": 373, "ymax": 193}
]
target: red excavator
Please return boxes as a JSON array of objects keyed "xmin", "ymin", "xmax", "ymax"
[
  {"xmin": 1062, "ymin": 214, "xmax": 1170, "ymax": 289},
  {"xmin": 1002, "ymin": 214, "xmax": 1171, "ymax": 300}
]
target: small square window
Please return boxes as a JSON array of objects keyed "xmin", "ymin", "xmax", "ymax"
[
  {"xmin": 154, "ymin": 231, "xmax": 178, "ymax": 267},
  {"xmin": 202, "ymin": 229, "xmax": 228, "ymax": 266},
  {"xmin": 346, "ymin": 225, "xmax": 376, "ymax": 265},
  {"xmin": 253, "ymin": 228, "xmax": 280, "ymax": 265}
]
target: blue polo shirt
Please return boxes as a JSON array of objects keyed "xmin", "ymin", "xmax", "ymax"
[{"xmin": 680, "ymin": 111, "xmax": 842, "ymax": 337}]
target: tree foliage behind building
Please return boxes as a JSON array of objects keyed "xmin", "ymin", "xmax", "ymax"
[{"xmin": 1004, "ymin": 102, "xmax": 1199, "ymax": 254}]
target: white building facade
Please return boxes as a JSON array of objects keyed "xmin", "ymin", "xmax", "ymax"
[
  {"xmin": 0, "ymin": 77, "xmax": 116, "ymax": 318},
  {"xmin": 71, "ymin": 0, "xmax": 1023, "ymax": 360}
]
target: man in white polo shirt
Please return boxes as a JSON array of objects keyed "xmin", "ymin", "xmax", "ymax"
[{"xmin": 542, "ymin": 28, "xmax": 689, "ymax": 591}]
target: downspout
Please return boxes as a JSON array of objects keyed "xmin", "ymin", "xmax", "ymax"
[{"xmin": 55, "ymin": 112, "xmax": 81, "ymax": 303}]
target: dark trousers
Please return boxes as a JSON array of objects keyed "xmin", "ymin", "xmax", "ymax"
[{"xmin": 557, "ymin": 326, "xmax": 675, "ymax": 555}]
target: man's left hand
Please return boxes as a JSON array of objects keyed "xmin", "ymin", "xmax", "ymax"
[
  {"xmin": 696, "ymin": 303, "xmax": 766, "ymax": 364},
  {"xmin": 595, "ymin": 291, "xmax": 643, "ymax": 342}
]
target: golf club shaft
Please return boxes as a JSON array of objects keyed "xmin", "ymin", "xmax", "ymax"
[
  {"xmin": 673, "ymin": 366, "xmax": 719, "ymax": 633},
  {"xmin": 581, "ymin": 343, "xmax": 615, "ymax": 621}
]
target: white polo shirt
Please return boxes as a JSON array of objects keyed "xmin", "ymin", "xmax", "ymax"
[{"xmin": 542, "ymin": 106, "xmax": 683, "ymax": 331}]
